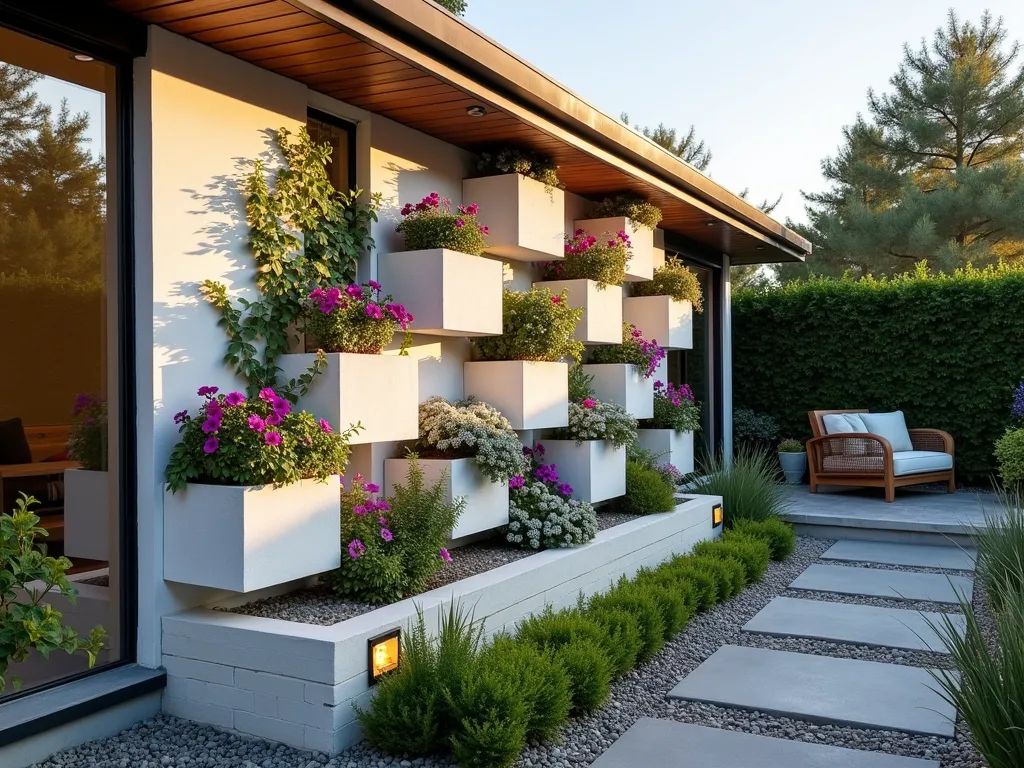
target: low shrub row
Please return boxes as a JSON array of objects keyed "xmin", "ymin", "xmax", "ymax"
[{"xmin": 357, "ymin": 523, "xmax": 794, "ymax": 767}]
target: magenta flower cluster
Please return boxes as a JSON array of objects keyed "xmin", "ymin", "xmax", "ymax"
[
  {"xmin": 654, "ymin": 380, "xmax": 695, "ymax": 406},
  {"xmin": 514, "ymin": 443, "xmax": 573, "ymax": 499},
  {"xmin": 563, "ymin": 227, "xmax": 630, "ymax": 256},
  {"xmin": 399, "ymin": 193, "xmax": 491, "ymax": 236},
  {"xmin": 309, "ymin": 282, "xmax": 413, "ymax": 331},
  {"xmin": 72, "ymin": 392, "xmax": 104, "ymax": 416},
  {"xmin": 630, "ymin": 325, "xmax": 667, "ymax": 378},
  {"xmin": 344, "ymin": 475, "xmax": 394, "ymax": 561}
]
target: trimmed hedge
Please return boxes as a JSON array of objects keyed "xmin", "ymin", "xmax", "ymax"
[{"xmin": 733, "ymin": 265, "xmax": 1024, "ymax": 482}]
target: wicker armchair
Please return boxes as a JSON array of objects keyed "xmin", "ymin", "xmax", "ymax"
[{"xmin": 806, "ymin": 409, "xmax": 955, "ymax": 503}]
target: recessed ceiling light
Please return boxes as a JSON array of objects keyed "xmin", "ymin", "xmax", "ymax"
[
  {"xmin": 72, "ymin": 53, "xmax": 95, "ymax": 62},
  {"xmin": 705, "ymin": 221, "xmax": 716, "ymax": 227},
  {"xmin": 466, "ymin": 105, "xmax": 487, "ymax": 117},
  {"xmin": 756, "ymin": 246, "xmax": 765, "ymax": 250}
]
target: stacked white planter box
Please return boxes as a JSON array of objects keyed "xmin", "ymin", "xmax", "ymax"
[
  {"xmin": 582, "ymin": 363, "xmax": 654, "ymax": 419},
  {"xmin": 623, "ymin": 296, "xmax": 693, "ymax": 349},
  {"xmin": 463, "ymin": 173, "xmax": 564, "ymax": 261},
  {"xmin": 463, "ymin": 360, "xmax": 569, "ymax": 430},
  {"xmin": 574, "ymin": 216, "xmax": 655, "ymax": 281},
  {"xmin": 377, "ymin": 249, "xmax": 502, "ymax": 337},
  {"xmin": 534, "ymin": 279, "xmax": 622, "ymax": 344},
  {"xmin": 383, "ymin": 457, "xmax": 509, "ymax": 539},
  {"xmin": 637, "ymin": 428, "xmax": 695, "ymax": 475},
  {"xmin": 277, "ymin": 352, "xmax": 419, "ymax": 444},
  {"xmin": 542, "ymin": 440, "xmax": 626, "ymax": 503},
  {"xmin": 63, "ymin": 469, "xmax": 111, "ymax": 561},
  {"xmin": 163, "ymin": 477, "xmax": 342, "ymax": 592}
]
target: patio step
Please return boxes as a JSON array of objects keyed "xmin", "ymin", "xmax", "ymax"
[
  {"xmin": 590, "ymin": 718, "xmax": 939, "ymax": 768},
  {"xmin": 667, "ymin": 645, "xmax": 956, "ymax": 737},
  {"xmin": 742, "ymin": 596, "xmax": 965, "ymax": 652},
  {"xmin": 821, "ymin": 540, "xmax": 976, "ymax": 570},
  {"xmin": 789, "ymin": 563, "xmax": 972, "ymax": 604}
]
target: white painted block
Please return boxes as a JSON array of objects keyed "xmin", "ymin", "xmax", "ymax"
[
  {"xmin": 384, "ymin": 457, "xmax": 509, "ymax": 539},
  {"xmin": 637, "ymin": 428, "xmax": 695, "ymax": 475},
  {"xmin": 653, "ymin": 228, "xmax": 666, "ymax": 270},
  {"xmin": 377, "ymin": 248, "xmax": 503, "ymax": 336},
  {"xmin": 163, "ymin": 477, "xmax": 341, "ymax": 592},
  {"xmin": 464, "ymin": 173, "xmax": 564, "ymax": 261},
  {"xmin": 278, "ymin": 352, "xmax": 419, "ymax": 444},
  {"xmin": 535, "ymin": 279, "xmax": 622, "ymax": 345},
  {"xmin": 574, "ymin": 216, "xmax": 654, "ymax": 281},
  {"xmin": 463, "ymin": 360, "xmax": 568, "ymax": 430},
  {"xmin": 582, "ymin": 363, "xmax": 654, "ymax": 419},
  {"xmin": 623, "ymin": 295, "xmax": 693, "ymax": 350},
  {"xmin": 542, "ymin": 440, "xmax": 626, "ymax": 503},
  {"xmin": 63, "ymin": 469, "xmax": 111, "ymax": 561}
]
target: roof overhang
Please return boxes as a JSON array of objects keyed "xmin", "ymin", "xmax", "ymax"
[{"xmin": 105, "ymin": 0, "xmax": 810, "ymax": 264}]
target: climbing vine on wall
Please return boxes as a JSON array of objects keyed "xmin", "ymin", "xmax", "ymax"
[{"xmin": 201, "ymin": 126, "xmax": 381, "ymax": 398}]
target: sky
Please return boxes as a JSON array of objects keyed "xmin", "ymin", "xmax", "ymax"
[{"xmin": 463, "ymin": 0, "xmax": 1024, "ymax": 226}]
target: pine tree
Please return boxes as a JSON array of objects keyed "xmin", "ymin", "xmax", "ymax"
[
  {"xmin": 621, "ymin": 113, "xmax": 712, "ymax": 171},
  {"xmin": 434, "ymin": 0, "xmax": 466, "ymax": 16},
  {"xmin": 800, "ymin": 10, "xmax": 1024, "ymax": 277}
]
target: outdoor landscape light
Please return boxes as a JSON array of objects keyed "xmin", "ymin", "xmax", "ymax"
[
  {"xmin": 712, "ymin": 503, "xmax": 724, "ymax": 527},
  {"xmin": 367, "ymin": 629, "xmax": 401, "ymax": 685},
  {"xmin": 466, "ymin": 105, "xmax": 487, "ymax": 117}
]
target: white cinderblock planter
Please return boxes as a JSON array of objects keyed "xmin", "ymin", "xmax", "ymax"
[
  {"xmin": 163, "ymin": 477, "xmax": 342, "ymax": 592},
  {"xmin": 463, "ymin": 173, "xmax": 564, "ymax": 261},
  {"xmin": 582, "ymin": 363, "xmax": 654, "ymax": 419},
  {"xmin": 534, "ymin": 279, "xmax": 622, "ymax": 345},
  {"xmin": 376, "ymin": 249, "xmax": 502, "ymax": 337},
  {"xmin": 542, "ymin": 439, "xmax": 626, "ymax": 503},
  {"xmin": 384, "ymin": 457, "xmax": 509, "ymax": 539},
  {"xmin": 63, "ymin": 469, "xmax": 110, "ymax": 561},
  {"xmin": 637, "ymin": 428, "xmax": 695, "ymax": 475},
  {"xmin": 463, "ymin": 360, "xmax": 568, "ymax": 430},
  {"xmin": 623, "ymin": 295, "xmax": 693, "ymax": 350},
  {"xmin": 574, "ymin": 216, "xmax": 654, "ymax": 281},
  {"xmin": 278, "ymin": 352, "xmax": 418, "ymax": 444}
]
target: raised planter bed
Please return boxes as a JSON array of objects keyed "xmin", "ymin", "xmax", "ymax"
[
  {"xmin": 163, "ymin": 477, "xmax": 342, "ymax": 593},
  {"xmin": 638, "ymin": 428, "xmax": 695, "ymax": 474},
  {"xmin": 582, "ymin": 362, "xmax": 654, "ymax": 419},
  {"xmin": 383, "ymin": 457, "xmax": 509, "ymax": 539},
  {"xmin": 542, "ymin": 439, "xmax": 626, "ymax": 503},
  {"xmin": 574, "ymin": 216, "xmax": 654, "ymax": 281},
  {"xmin": 376, "ymin": 249, "xmax": 502, "ymax": 337},
  {"xmin": 63, "ymin": 468, "xmax": 110, "ymax": 561},
  {"xmin": 462, "ymin": 360, "xmax": 568, "ymax": 430},
  {"xmin": 160, "ymin": 495, "xmax": 720, "ymax": 755},
  {"xmin": 277, "ymin": 352, "xmax": 418, "ymax": 444},
  {"xmin": 623, "ymin": 295, "xmax": 693, "ymax": 350},
  {"xmin": 463, "ymin": 173, "xmax": 564, "ymax": 261},
  {"xmin": 535, "ymin": 279, "xmax": 622, "ymax": 345}
]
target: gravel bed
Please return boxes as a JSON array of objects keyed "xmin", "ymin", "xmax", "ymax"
[
  {"xmin": 226, "ymin": 539, "xmax": 536, "ymax": 627},
  {"xmin": 36, "ymin": 535, "xmax": 989, "ymax": 768},
  {"xmin": 734, "ymin": 631, "xmax": 956, "ymax": 670},
  {"xmin": 782, "ymin": 588, "xmax": 965, "ymax": 614},
  {"xmin": 825, "ymin": 559, "xmax": 975, "ymax": 576},
  {"xmin": 595, "ymin": 510, "xmax": 642, "ymax": 531}
]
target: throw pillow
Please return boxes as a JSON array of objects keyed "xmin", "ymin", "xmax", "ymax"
[
  {"xmin": 0, "ymin": 417, "xmax": 33, "ymax": 465},
  {"xmin": 861, "ymin": 411, "xmax": 914, "ymax": 452},
  {"xmin": 822, "ymin": 413, "xmax": 868, "ymax": 435}
]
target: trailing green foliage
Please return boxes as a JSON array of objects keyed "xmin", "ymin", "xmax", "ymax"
[
  {"xmin": 202, "ymin": 127, "xmax": 380, "ymax": 397},
  {"xmin": 591, "ymin": 193, "xmax": 663, "ymax": 230},
  {"xmin": 473, "ymin": 287, "xmax": 584, "ymax": 363},
  {"xmin": 995, "ymin": 428, "xmax": 1024, "ymax": 489},
  {"xmin": 688, "ymin": 446, "xmax": 787, "ymax": 526},
  {"xmin": 0, "ymin": 494, "xmax": 107, "ymax": 692},
  {"xmin": 733, "ymin": 265, "xmax": 1024, "ymax": 481},
  {"xmin": 731, "ymin": 518, "xmax": 796, "ymax": 561},
  {"xmin": 631, "ymin": 256, "xmax": 704, "ymax": 312},
  {"xmin": 621, "ymin": 460, "xmax": 676, "ymax": 515}
]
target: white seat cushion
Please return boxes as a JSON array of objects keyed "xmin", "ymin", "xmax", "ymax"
[
  {"xmin": 892, "ymin": 450, "xmax": 953, "ymax": 476},
  {"xmin": 861, "ymin": 411, "xmax": 914, "ymax": 452}
]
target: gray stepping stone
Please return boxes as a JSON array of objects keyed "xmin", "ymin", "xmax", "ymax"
[
  {"xmin": 790, "ymin": 563, "xmax": 972, "ymax": 604},
  {"xmin": 743, "ymin": 596, "xmax": 966, "ymax": 652},
  {"xmin": 667, "ymin": 645, "xmax": 956, "ymax": 737},
  {"xmin": 822, "ymin": 540, "xmax": 976, "ymax": 570},
  {"xmin": 590, "ymin": 718, "xmax": 940, "ymax": 768}
]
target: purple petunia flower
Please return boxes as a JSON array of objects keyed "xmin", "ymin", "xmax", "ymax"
[
  {"xmin": 197, "ymin": 385, "xmax": 219, "ymax": 397},
  {"xmin": 348, "ymin": 539, "xmax": 365, "ymax": 559},
  {"xmin": 264, "ymin": 431, "xmax": 282, "ymax": 446},
  {"xmin": 353, "ymin": 504, "xmax": 368, "ymax": 517},
  {"xmin": 319, "ymin": 418, "xmax": 332, "ymax": 433},
  {"xmin": 380, "ymin": 528, "xmax": 393, "ymax": 542},
  {"xmin": 259, "ymin": 387, "xmax": 276, "ymax": 402},
  {"xmin": 202, "ymin": 416, "xmax": 221, "ymax": 434},
  {"xmin": 455, "ymin": 218, "xmax": 464, "ymax": 228},
  {"xmin": 368, "ymin": 279, "xmax": 382, "ymax": 291},
  {"xmin": 203, "ymin": 437, "xmax": 219, "ymax": 454},
  {"xmin": 247, "ymin": 414, "xmax": 266, "ymax": 432},
  {"xmin": 378, "ymin": 516, "xmax": 388, "ymax": 526},
  {"xmin": 72, "ymin": 393, "xmax": 93, "ymax": 415},
  {"xmin": 345, "ymin": 284, "xmax": 363, "ymax": 298},
  {"xmin": 582, "ymin": 398, "xmax": 596, "ymax": 409},
  {"xmin": 365, "ymin": 303, "xmax": 383, "ymax": 320},
  {"xmin": 173, "ymin": 409, "xmax": 188, "ymax": 425},
  {"xmin": 265, "ymin": 412, "xmax": 282, "ymax": 426},
  {"xmin": 206, "ymin": 399, "xmax": 222, "ymax": 415},
  {"xmin": 509, "ymin": 475, "xmax": 525, "ymax": 489},
  {"xmin": 439, "ymin": 547, "xmax": 452, "ymax": 563},
  {"xmin": 534, "ymin": 463, "xmax": 559, "ymax": 484},
  {"xmin": 272, "ymin": 397, "xmax": 291, "ymax": 417},
  {"xmin": 533, "ymin": 443, "xmax": 546, "ymax": 457},
  {"xmin": 557, "ymin": 483, "xmax": 573, "ymax": 497},
  {"xmin": 225, "ymin": 391, "xmax": 246, "ymax": 407},
  {"xmin": 374, "ymin": 500, "xmax": 391, "ymax": 513},
  {"xmin": 365, "ymin": 483, "xmax": 380, "ymax": 493}
]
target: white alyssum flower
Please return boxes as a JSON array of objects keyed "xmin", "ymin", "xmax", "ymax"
[
  {"xmin": 507, "ymin": 478, "xmax": 597, "ymax": 550},
  {"xmin": 418, "ymin": 396, "xmax": 527, "ymax": 483}
]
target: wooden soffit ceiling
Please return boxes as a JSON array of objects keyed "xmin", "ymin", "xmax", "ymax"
[{"xmin": 106, "ymin": 0, "xmax": 810, "ymax": 265}]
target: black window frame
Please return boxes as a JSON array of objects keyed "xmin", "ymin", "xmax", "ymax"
[
  {"xmin": 307, "ymin": 107, "xmax": 358, "ymax": 193},
  {"xmin": 0, "ymin": 0, "xmax": 144, "ymax": 703}
]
